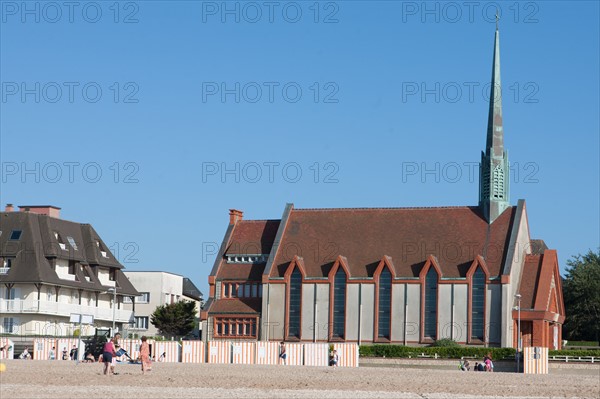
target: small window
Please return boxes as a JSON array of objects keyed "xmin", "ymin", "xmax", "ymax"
[
  {"xmin": 138, "ymin": 292, "xmax": 150, "ymax": 303},
  {"xmin": 9, "ymin": 230, "xmax": 22, "ymax": 240},
  {"xmin": 82, "ymin": 267, "xmax": 92, "ymax": 282},
  {"xmin": 134, "ymin": 316, "xmax": 148, "ymax": 329},
  {"xmin": 67, "ymin": 236, "xmax": 78, "ymax": 250},
  {"xmin": 222, "ymin": 283, "xmax": 229, "ymax": 298},
  {"xmin": 3, "ymin": 317, "xmax": 17, "ymax": 334}
]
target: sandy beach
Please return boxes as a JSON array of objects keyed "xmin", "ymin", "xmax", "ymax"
[{"xmin": 0, "ymin": 360, "xmax": 598, "ymax": 399}]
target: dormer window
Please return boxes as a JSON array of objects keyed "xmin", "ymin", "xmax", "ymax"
[
  {"xmin": 67, "ymin": 236, "xmax": 78, "ymax": 250},
  {"xmin": 54, "ymin": 232, "xmax": 67, "ymax": 250},
  {"xmin": 96, "ymin": 240, "xmax": 109, "ymax": 258},
  {"xmin": 226, "ymin": 254, "xmax": 269, "ymax": 264},
  {"xmin": 9, "ymin": 230, "xmax": 22, "ymax": 240},
  {"xmin": 82, "ymin": 266, "xmax": 92, "ymax": 282}
]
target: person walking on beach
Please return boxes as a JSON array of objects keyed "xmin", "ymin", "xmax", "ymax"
[
  {"xmin": 139, "ymin": 336, "xmax": 151, "ymax": 375},
  {"xmin": 102, "ymin": 338, "xmax": 117, "ymax": 376},
  {"xmin": 278, "ymin": 342, "xmax": 286, "ymax": 365},
  {"xmin": 329, "ymin": 349, "xmax": 339, "ymax": 367},
  {"xmin": 70, "ymin": 345, "xmax": 78, "ymax": 360},
  {"xmin": 48, "ymin": 346, "xmax": 56, "ymax": 360},
  {"xmin": 110, "ymin": 333, "xmax": 121, "ymax": 375}
]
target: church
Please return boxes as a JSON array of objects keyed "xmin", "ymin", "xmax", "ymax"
[{"xmin": 201, "ymin": 27, "xmax": 566, "ymax": 349}]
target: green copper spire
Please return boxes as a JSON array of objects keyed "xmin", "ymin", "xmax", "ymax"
[
  {"xmin": 486, "ymin": 24, "xmax": 504, "ymax": 156},
  {"xmin": 479, "ymin": 23, "xmax": 510, "ymax": 224}
]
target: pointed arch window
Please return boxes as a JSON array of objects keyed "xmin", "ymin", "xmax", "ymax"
[
  {"xmin": 471, "ymin": 267, "xmax": 486, "ymax": 340},
  {"xmin": 481, "ymin": 163, "xmax": 491, "ymax": 198},
  {"xmin": 424, "ymin": 267, "xmax": 438, "ymax": 339},
  {"xmin": 492, "ymin": 164, "xmax": 505, "ymax": 199},
  {"xmin": 378, "ymin": 268, "xmax": 392, "ymax": 339},
  {"xmin": 288, "ymin": 267, "xmax": 302, "ymax": 339},
  {"xmin": 332, "ymin": 267, "xmax": 347, "ymax": 339}
]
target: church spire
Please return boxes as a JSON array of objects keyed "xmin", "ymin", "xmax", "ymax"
[
  {"xmin": 486, "ymin": 20, "xmax": 503, "ymax": 156},
  {"xmin": 479, "ymin": 21, "xmax": 510, "ymax": 223}
]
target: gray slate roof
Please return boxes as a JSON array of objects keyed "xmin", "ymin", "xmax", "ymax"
[
  {"xmin": 0, "ymin": 211, "xmax": 138, "ymax": 295},
  {"xmin": 182, "ymin": 277, "xmax": 203, "ymax": 301}
]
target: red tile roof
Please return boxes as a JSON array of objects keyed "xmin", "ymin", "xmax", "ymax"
[
  {"xmin": 519, "ymin": 251, "xmax": 564, "ymax": 316},
  {"xmin": 269, "ymin": 206, "xmax": 516, "ymax": 278},
  {"xmin": 520, "ymin": 255, "xmax": 543, "ymax": 309},
  {"xmin": 218, "ymin": 263, "xmax": 264, "ymax": 280},
  {"xmin": 224, "ymin": 220, "xmax": 279, "ymax": 255},
  {"xmin": 208, "ymin": 298, "xmax": 261, "ymax": 314}
]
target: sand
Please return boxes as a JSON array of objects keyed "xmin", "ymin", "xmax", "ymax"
[{"xmin": 0, "ymin": 360, "xmax": 598, "ymax": 398}]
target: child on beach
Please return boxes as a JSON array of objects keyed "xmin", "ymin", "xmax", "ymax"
[{"xmin": 278, "ymin": 342, "xmax": 286, "ymax": 365}]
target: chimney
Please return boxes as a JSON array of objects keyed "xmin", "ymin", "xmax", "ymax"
[
  {"xmin": 18, "ymin": 205, "xmax": 61, "ymax": 218},
  {"xmin": 229, "ymin": 209, "xmax": 244, "ymax": 225},
  {"xmin": 5, "ymin": 204, "xmax": 14, "ymax": 212}
]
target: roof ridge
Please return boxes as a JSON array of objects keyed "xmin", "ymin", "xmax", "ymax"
[
  {"xmin": 238, "ymin": 219, "xmax": 280, "ymax": 222},
  {"xmin": 294, "ymin": 206, "xmax": 480, "ymax": 211}
]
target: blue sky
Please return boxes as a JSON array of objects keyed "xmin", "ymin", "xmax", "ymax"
[{"xmin": 1, "ymin": 1, "xmax": 599, "ymax": 296}]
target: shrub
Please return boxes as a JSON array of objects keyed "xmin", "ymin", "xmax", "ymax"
[
  {"xmin": 549, "ymin": 349, "xmax": 600, "ymax": 357},
  {"xmin": 359, "ymin": 344, "xmax": 516, "ymax": 359},
  {"xmin": 431, "ymin": 339, "xmax": 459, "ymax": 347},
  {"xmin": 563, "ymin": 341, "xmax": 599, "ymax": 347}
]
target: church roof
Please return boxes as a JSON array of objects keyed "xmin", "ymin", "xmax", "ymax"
[
  {"xmin": 264, "ymin": 206, "xmax": 516, "ymax": 279},
  {"xmin": 224, "ymin": 220, "xmax": 280, "ymax": 256}
]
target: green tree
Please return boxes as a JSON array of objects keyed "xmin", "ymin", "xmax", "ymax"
[
  {"xmin": 150, "ymin": 300, "xmax": 196, "ymax": 339},
  {"xmin": 562, "ymin": 249, "xmax": 600, "ymax": 344}
]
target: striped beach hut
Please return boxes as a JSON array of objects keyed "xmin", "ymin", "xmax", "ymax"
[
  {"xmin": 119, "ymin": 338, "xmax": 142, "ymax": 361},
  {"xmin": 232, "ymin": 341, "xmax": 255, "ymax": 364},
  {"xmin": 56, "ymin": 338, "xmax": 85, "ymax": 361},
  {"xmin": 284, "ymin": 343, "xmax": 304, "ymax": 366},
  {"xmin": 153, "ymin": 341, "xmax": 181, "ymax": 363},
  {"xmin": 523, "ymin": 347, "xmax": 548, "ymax": 374},
  {"xmin": 181, "ymin": 340, "xmax": 205, "ymax": 363},
  {"xmin": 33, "ymin": 338, "xmax": 57, "ymax": 360},
  {"xmin": 303, "ymin": 343, "xmax": 329, "ymax": 367},
  {"xmin": 255, "ymin": 341, "xmax": 279, "ymax": 365},
  {"xmin": 332, "ymin": 343, "xmax": 359, "ymax": 367},
  {"xmin": 208, "ymin": 340, "xmax": 231, "ymax": 364},
  {"xmin": 0, "ymin": 338, "xmax": 14, "ymax": 360}
]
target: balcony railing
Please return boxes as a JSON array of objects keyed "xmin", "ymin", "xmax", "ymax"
[
  {"xmin": 0, "ymin": 299, "xmax": 133, "ymax": 323},
  {"xmin": 0, "ymin": 267, "xmax": 9, "ymax": 275}
]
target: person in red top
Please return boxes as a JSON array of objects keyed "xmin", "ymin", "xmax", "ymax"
[{"xmin": 102, "ymin": 338, "xmax": 117, "ymax": 375}]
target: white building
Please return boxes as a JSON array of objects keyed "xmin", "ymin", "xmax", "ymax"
[
  {"xmin": 0, "ymin": 204, "xmax": 139, "ymax": 336},
  {"xmin": 123, "ymin": 271, "xmax": 203, "ymax": 337}
]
